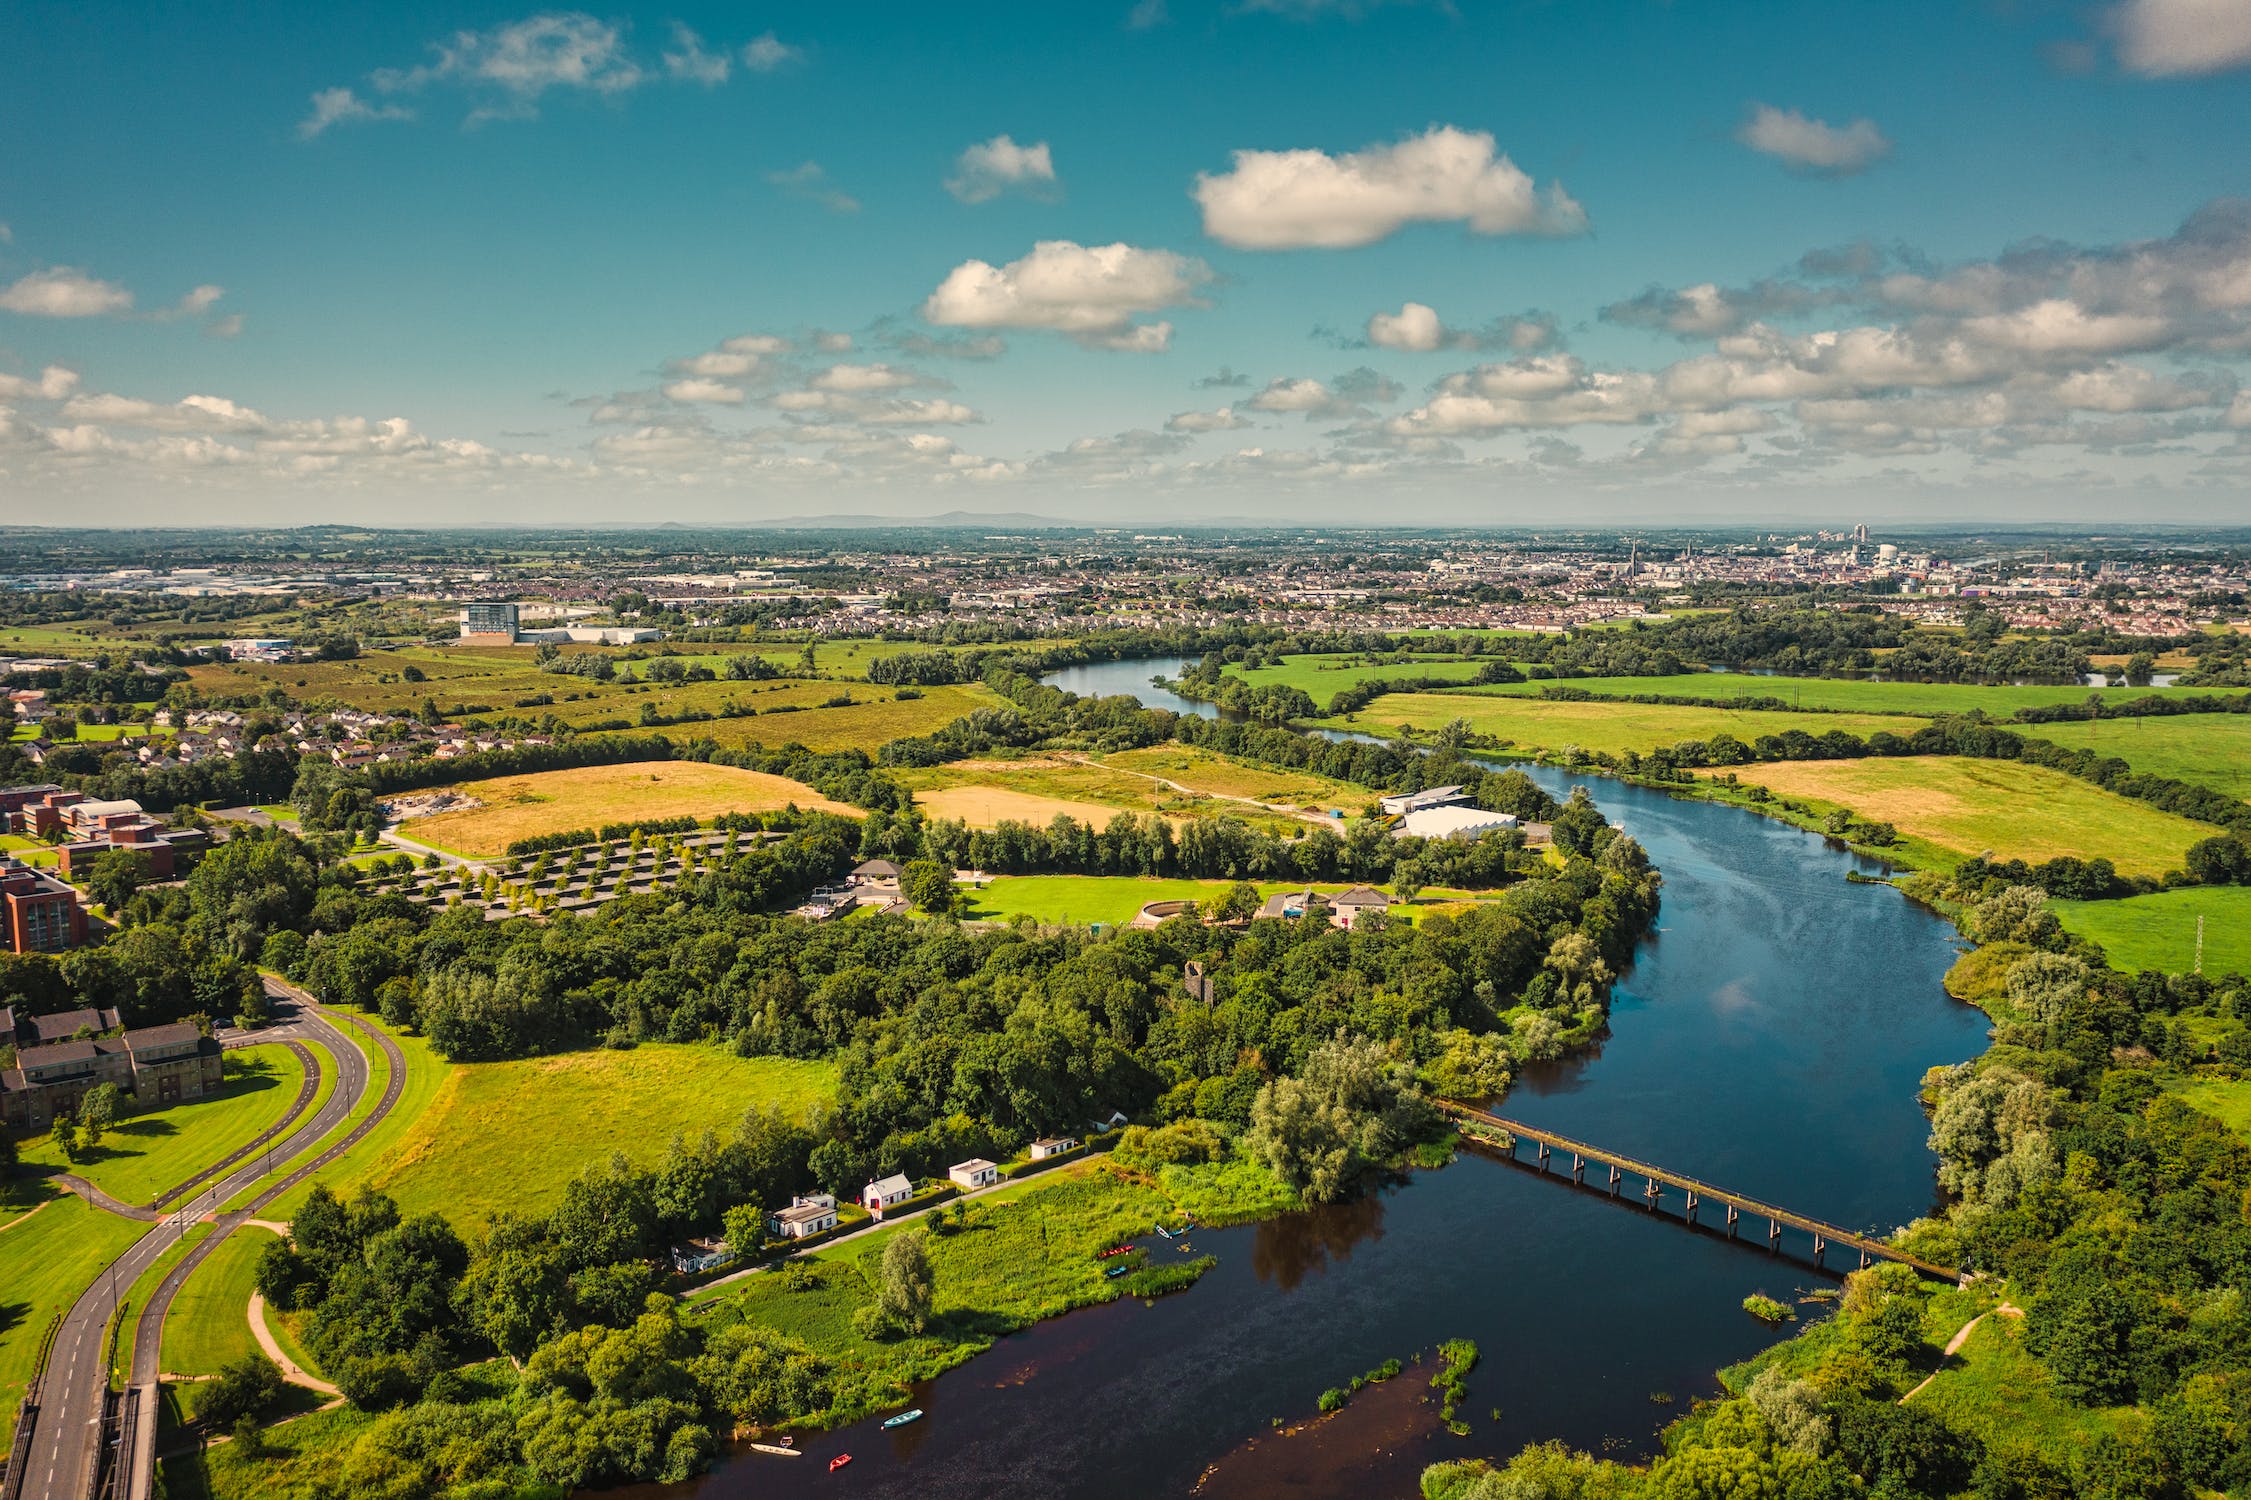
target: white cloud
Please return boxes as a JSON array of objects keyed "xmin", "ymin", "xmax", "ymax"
[
  {"xmin": 2228, "ymin": 390, "xmax": 2251, "ymax": 426},
  {"xmin": 1367, "ymin": 301, "xmax": 1446, "ymax": 352},
  {"xmin": 154, "ymin": 285, "xmax": 225, "ymax": 323},
  {"xmin": 1126, "ymin": 0, "xmax": 1170, "ymax": 28},
  {"xmin": 298, "ymin": 86, "xmax": 414, "ymax": 139},
  {"xmin": 0, "ymin": 268, "xmax": 133, "ymax": 318},
  {"xmin": 663, "ymin": 378, "xmax": 745, "ymax": 404},
  {"xmin": 922, "ymin": 239, "xmax": 1211, "ymax": 349},
  {"xmin": 0, "ymin": 365, "xmax": 79, "ymax": 400},
  {"xmin": 2111, "ymin": 0, "xmax": 2251, "ymax": 75},
  {"xmin": 1736, "ymin": 104, "xmax": 1891, "ymax": 175},
  {"xmin": 946, "ymin": 135, "xmax": 1060, "ymax": 204},
  {"xmin": 1166, "ymin": 406, "xmax": 1251, "ymax": 432},
  {"xmin": 1958, "ymin": 299, "xmax": 2174, "ymax": 356},
  {"xmin": 1248, "ymin": 377, "xmax": 1337, "ymax": 412},
  {"xmin": 723, "ymin": 333, "xmax": 792, "ymax": 356},
  {"xmin": 742, "ymin": 32, "xmax": 804, "ymax": 72},
  {"xmin": 673, "ymin": 350, "xmax": 760, "ymax": 378},
  {"xmin": 767, "ymin": 162, "xmax": 859, "ymax": 213},
  {"xmin": 811, "ymin": 363, "xmax": 918, "ymax": 392},
  {"xmin": 205, "ymin": 314, "xmax": 246, "ymax": 340},
  {"xmin": 662, "ymin": 23, "xmax": 729, "ymax": 85},
  {"xmin": 1193, "ymin": 126, "xmax": 1587, "ymax": 250}
]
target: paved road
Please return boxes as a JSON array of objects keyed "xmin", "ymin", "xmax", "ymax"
[
  {"xmin": 118, "ymin": 986, "xmax": 405, "ymax": 1500},
  {"xmin": 10, "ymin": 981, "xmax": 392, "ymax": 1500}
]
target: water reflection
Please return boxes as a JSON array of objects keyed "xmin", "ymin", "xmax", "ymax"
[{"xmin": 1249, "ymin": 1194, "xmax": 1386, "ymax": 1290}]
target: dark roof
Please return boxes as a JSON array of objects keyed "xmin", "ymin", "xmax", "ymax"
[
  {"xmin": 0, "ymin": 1005, "xmax": 13, "ymax": 1041},
  {"xmin": 1331, "ymin": 885, "xmax": 1390, "ymax": 907},
  {"xmin": 0, "ymin": 1069, "xmax": 24, "ymax": 1092},
  {"xmin": 853, "ymin": 859, "xmax": 902, "ymax": 877},
  {"xmin": 20, "ymin": 1038, "xmax": 100, "ymax": 1065},
  {"xmin": 123, "ymin": 1021, "xmax": 204, "ymax": 1051},
  {"xmin": 30, "ymin": 1007, "xmax": 118, "ymax": 1044}
]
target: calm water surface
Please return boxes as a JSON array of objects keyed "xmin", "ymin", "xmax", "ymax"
[{"xmin": 668, "ymin": 684, "xmax": 1989, "ymax": 1500}]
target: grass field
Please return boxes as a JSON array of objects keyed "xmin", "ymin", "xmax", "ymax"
[
  {"xmin": 395, "ymin": 761, "xmax": 859, "ymax": 856},
  {"xmin": 12, "ymin": 1046, "xmax": 307, "ymax": 1209},
  {"xmin": 361, "ymin": 1045, "xmax": 837, "ymax": 1226},
  {"xmin": 2018, "ymin": 714, "xmax": 2251, "ymax": 802},
  {"xmin": 1099, "ymin": 745, "xmax": 1373, "ymax": 814},
  {"xmin": 2164, "ymin": 1074, "xmax": 2251, "ymax": 1144},
  {"xmin": 899, "ymin": 752, "xmax": 1319, "ymax": 833},
  {"xmin": 159, "ymin": 1228, "xmax": 270, "ymax": 1378},
  {"xmin": 959, "ymin": 874, "xmax": 1486, "ymax": 926},
  {"xmin": 1316, "ymin": 692, "xmax": 1925, "ymax": 759},
  {"xmin": 0, "ymin": 1196, "xmax": 149, "ymax": 1444},
  {"xmin": 1222, "ymin": 653, "xmax": 1490, "ymax": 703},
  {"xmin": 1463, "ymin": 673, "xmax": 2180, "ymax": 719},
  {"xmin": 670, "ymin": 682, "xmax": 1001, "ymax": 753},
  {"xmin": 1907, "ymin": 1307, "xmax": 2137, "ymax": 1462},
  {"xmin": 2053, "ymin": 887, "xmax": 2251, "ymax": 976},
  {"xmin": 1717, "ymin": 757, "xmax": 2211, "ymax": 877}
]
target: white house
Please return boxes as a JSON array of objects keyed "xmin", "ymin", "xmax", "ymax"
[
  {"xmin": 1029, "ymin": 1136, "xmax": 1078, "ymax": 1161},
  {"xmin": 863, "ymin": 1173, "xmax": 913, "ymax": 1216},
  {"xmin": 948, "ymin": 1158, "xmax": 1000, "ymax": 1191},
  {"xmin": 1397, "ymin": 806, "xmax": 1519, "ymax": 842},
  {"xmin": 769, "ymin": 1202, "xmax": 838, "ymax": 1239}
]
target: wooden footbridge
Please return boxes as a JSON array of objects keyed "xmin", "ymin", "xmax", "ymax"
[{"xmin": 1440, "ymin": 1101, "xmax": 1964, "ymax": 1283}]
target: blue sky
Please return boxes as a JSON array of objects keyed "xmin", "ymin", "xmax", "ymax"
[{"xmin": 3, "ymin": 0, "xmax": 2250, "ymax": 525}]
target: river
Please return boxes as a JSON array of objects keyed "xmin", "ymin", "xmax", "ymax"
[{"xmin": 670, "ymin": 665, "xmax": 1989, "ymax": 1500}]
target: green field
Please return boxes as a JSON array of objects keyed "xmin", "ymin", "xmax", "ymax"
[
  {"xmin": 2164, "ymin": 1074, "xmax": 2251, "ymax": 1144},
  {"xmin": 2053, "ymin": 887, "xmax": 2251, "ymax": 977},
  {"xmin": 961, "ymin": 874, "xmax": 1488, "ymax": 927},
  {"xmin": 1100, "ymin": 744, "xmax": 1375, "ymax": 814},
  {"xmin": 2018, "ymin": 714, "xmax": 2251, "ymax": 802},
  {"xmin": 12, "ymin": 1046, "xmax": 308, "ymax": 1209},
  {"xmin": 158, "ymin": 1228, "xmax": 271, "ymax": 1378},
  {"xmin": 1462, "ymin": 672, "xmax": 2181, "ymax": 719},
  {"xmin": 1721, "ymin": 757, "xmax": 2212, "ymax": 878},
  {"xmin": 254, "ymin": 1016, "xmax": 440, "ymax": 1220},
  {"xmin": 0, "ymin": 1196, "xmax": 149, "ymax": 1443},
  {"xmin": 1222, "ymin": 653, "xmax": 1490, "ymax": 702},
  {"xmin": 361, "ymin": 1045, "xmax": 838, "ymax": 1226},
  {"xmin": 1316, "ymin": 692, "xmax": 1925, "ymax": 759},
  {"xmin": 1906, "ymin": 1308, "xmax": 2138, "ymax": 1460}
]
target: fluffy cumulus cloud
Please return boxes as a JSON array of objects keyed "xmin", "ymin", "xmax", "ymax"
[
  {"xmin": 946, "ymin": 135, "xmax": 1060, "ymax": 204},
  {"xmin": 1193, "ymin": 126, "xmax": 1587, "ymax": 250},
  {"xmin": 0, "ymin": 365, "xmax": 79, "ymax": 400},
  {"xmin": 1166, "ymin": 405, "xmax": 1252, "ymax": 432},
  {"xmin": 2109, "ymin": 0, "xmax": 2251, "ymax": 75},
  {"xmin": 922, "ymin": 239, "xmax": 1211, "ymax": 350},
  {"xmin": 1736, "ymin": 104, "xmax": 1891, "ymax": 175},
  {"xmin": 0, "ymin": 267, "xmax": 134, "ymax": 317},
  {"xmin": 1364, "ymin": 301, "xmax": 1557, "ymax": 352},
  {"xmin": 302, "ymin": 11, "xmax": 785, "ymax": 135}
]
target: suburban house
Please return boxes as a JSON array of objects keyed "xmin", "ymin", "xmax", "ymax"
[
  {"xmin": 669, "ymin": 1236, "xmax": 733, "ymax": 1274},
  {"xmin": 1379, "ymin": 785, "xmax": 1469, "ymax": 818},
  {"xmin": 1397, "ymin": 805, "xmax": 1520, "ymax": 842},
  {"xmin": 0, "ymin": 857, "xmax": 88, "ymax": 955},
  {"xmin": 851, "ymin": 859, "xmax": 902, "ymax": 888},
  {"xmin": 0, "ymin": 1020, "xmax": 224, "ymax": 1130},
  {"xmin": 1028, "ymin": 1136, "xmax": 1079, "ymax": 1161},
  {"xmin": 1329, "ymin": 885, "xmax": 1392, "ymax": 929},
  {"xmin": 769, "ymin": 1201, "xmax": 838, "ymax": 1239},
  {"xmin": 2, "ymin": 1005, "xmax": 123, "ymax": 1047},
  {"xmin": 863, "ymin": 1173, "xmax": 913, "ymax": 1216},
  {"xmin": 948, "ymin": 1158, "xmax": 1000, "ymax": 1191},
  {"xmin": 1255, "ymin": 887, "xmax": 1328, "ymax": 922}
]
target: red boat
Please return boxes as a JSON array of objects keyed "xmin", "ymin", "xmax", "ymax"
[{"xmin": 830, "ymin": 1454, "xmax": 852, "ymax": 1473}]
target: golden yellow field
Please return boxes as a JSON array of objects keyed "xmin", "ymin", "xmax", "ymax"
[
  {"xmin": 396, "ymin": 761, "xmax": 858, "ymax": 855},
  {"xmin": 1713, "ymin": 757, "xmax": 2211, "ymax": 876},
  {"xmin": 913, "ymin": 785, "xmax": 1159, "ymax": 830},
  {"xmin": 1100, "ymin": 745, "xmax": 1370, "ymax": 813}
]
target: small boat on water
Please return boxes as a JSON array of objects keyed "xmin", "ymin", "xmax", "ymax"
[
  {"xmin": 830, "ymin": 1453, "xmax": 853, "ymax": 1472},
  {"xmin": 749, "ymin": 1442, "xmax": 801, "ymax": 1457},
  {"xmin": 1154, "ymin": 1225, "xmax": 1172, "ymax": 1239},
  {"xmin": 882, "ymin": 1409, "xmax": 924, "ymax": 1429},
  {"xmin": 1105, "ymin": 1264, "xmax": 1130, "ymax": 1278}
]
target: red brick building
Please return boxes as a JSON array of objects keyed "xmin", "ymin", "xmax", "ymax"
[{"xmin": 0, "ymin": 856, "xmax": 86, "ymax": 954}]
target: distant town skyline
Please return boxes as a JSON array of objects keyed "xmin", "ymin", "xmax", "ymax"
[{"xmin": 4, "ymin": 0, "xmax": 2251, "ymax": 524}]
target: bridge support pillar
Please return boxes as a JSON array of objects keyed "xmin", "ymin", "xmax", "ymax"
[
  {"xmin": 1768, "ymin": 1218, "xmax": 1781, "ymax": 1251},
  {"xmin": 1572, "ymin": 1153, "xmax": 1584, "ymax": 1184},
  {"xmin": 1608, "ymin": 1164, "xmax": 1621, "ymax": 1195},
  {"xmin": 1644, "ymin": 1177, "xmax": 1661, "ymax": 1210},
  {"xmin": 1859, "ymin": 1249, "xmax": 1871, "ymax": 1271},
  {"xmin": 1726, "ymin": 1205, "xmax": 1739, "ymax": 1237},
  {"xmin": 1538, "ymin": 1141, "xmax": 1551, "ymax": 1171},
  {"xmin": 1813, "ymin": 1233, "xmax": 1826, "ymax": 1261},
  {"xmin": 1685, "ymin": 1190, "xmax": 1698, "ymax": 1223}
]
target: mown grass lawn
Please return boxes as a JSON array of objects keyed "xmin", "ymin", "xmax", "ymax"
[
  {"xmin": 254, "ymin": 1015, "xmax": 440, "ymax": 1221},
  {"xmin": 13, "ymin": 1045, "xmax": 307, "ymax": 1209},
  {"xmin": 362, "ymin": 1044, "xmax": 838, "ymax": 1226},
  {"xmin": 1716, "ymin": 757, "xmax": 2211, "ymax": 878},
  {"xmin": 1315, "ymin": 692, "xmax": 1923, "ymax": 759},
  {"xmin": 0, "ymin": 1195, "xmax": 149, "ymax": 1445},
  {"xmin": 2053, "ymin": 886, "xmax": 2251, "ymax": 977},
  {"xmin": 1223, "ymin": 653, "xmax": 1490, "ymax": 704},
  {"xmin": 2018, "ymin": 713, "xmax": 2251, "ymax": 802},
  {"xmin": 692, "ymin": 1160, "xmax": 1259, "ymax": 1427},
  {"xmin": 959, "ymin": 874, "xmax": 1488, "ymax": 927},
  {"xmin": 160, "ymin": 1227, "xmax": 274, "ymax": 1379},
  {"xmin": 1099, "ymin": 744, "xmax": 1374, "ymax": 814},
  {"xmin": 1461, "ymin": 673, "xmax": 2180, "ymax": 719},
  {"xmin": 676, "ymin": 682, "xmax": 1003, "ymax": 754},
  {"xmin": 398, "ymin": 760, "xmax": 859, "ymax": 856}
]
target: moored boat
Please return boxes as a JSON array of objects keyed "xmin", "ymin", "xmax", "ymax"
[
  {"xmin": 830, "ymin": 1453, "xmax": 853, "ymax": 1472},
  {"xmin": 882, "ymin": 1408, "xmax": 924, "ymax": 1429}
]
